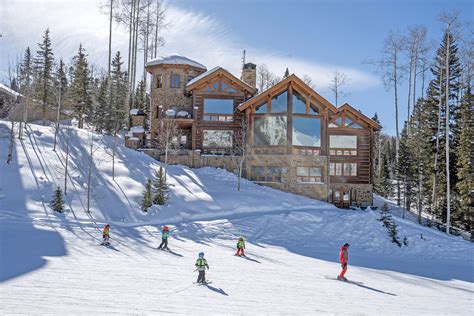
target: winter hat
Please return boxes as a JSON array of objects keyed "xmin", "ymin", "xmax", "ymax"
[
  {"xmin": 198, "ymin": 252, "xmax": 204, "ymax": 258},
  {"xmin": 343, "ymin": 243, "xmax": 350, "ymax": 247}
]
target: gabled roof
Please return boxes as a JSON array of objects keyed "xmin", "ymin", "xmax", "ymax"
[
  {"xmin": 146, "ymin": 54, "xmax": 207, "ymax": 70},
  {"xmin": 237, "ymin": 74, "xmax": 338, "ymax": 113},
  {"xmin": 185, "ymin": 67, "xmax": 256, "ymax": 94},
  {"xmin": 334, "ymin": 103, "xmax": 382, "ymax": 130}
]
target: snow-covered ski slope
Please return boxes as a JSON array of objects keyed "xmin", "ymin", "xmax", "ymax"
[{"xmin": 0, "ymin": 121, "xmax": 473, "ymax": 315}]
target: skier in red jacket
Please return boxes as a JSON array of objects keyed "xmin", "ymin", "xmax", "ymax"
[{"xmin": 338, "ymin": 243, "xmax": 350, "ymax": 281}]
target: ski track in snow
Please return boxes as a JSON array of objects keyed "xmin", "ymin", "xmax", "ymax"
[{"xmin": 0, "ymin": 121, "xmax": 473, "ymax": 315}]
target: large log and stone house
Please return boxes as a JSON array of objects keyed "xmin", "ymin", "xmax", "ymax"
[{"xmin": 126, "ymin": 55, "xmax": 381, "ymax": 207}]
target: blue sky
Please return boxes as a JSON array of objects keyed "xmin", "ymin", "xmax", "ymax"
[{"xmin": 1, "ymin": 0, "xmax": 472, "ymax": 134}]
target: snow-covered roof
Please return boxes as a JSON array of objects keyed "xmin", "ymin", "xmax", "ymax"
[
  {"xmin": 130, "ymin": 126, "xmax": 145, "ymax": 133},
  {"xmin": 146, "ymin": 54, "xmax": 207, "ymax": 70},
  {"xmin": 186, "ymin": 66, "xmax": 220, "ymax": 87},
  {"xmin": 0, "ymin": 83, "xmax": 22, "ymax": 98},
  {"xmin": 130, "ymin": 109, "xmax": 146, "ymax": 116}
]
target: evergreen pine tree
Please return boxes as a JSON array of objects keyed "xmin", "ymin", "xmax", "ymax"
[
  {"xmin": 34, "ymin": 28, "xmax": 55, "ymax": 125},
  {"xmin": 134, "ymin": 80, "xmax": 146, "ymax": 111},
  {"xmin": 378, "ymin": 202, "xmax": 401, "ymax": 246},
  {"xmin": 109, "ymin": 51, "xmax": 128, "ymax": 132},
  {"xmin": 69, "ymin": 44, "xmax": 92, "ymax": 129},
  {"xmin": 50, "ymin": 186, "xmax": 65, "ymax": 213},
  {"xmin": 153, "ymin": 166, "xmax": 168, "ymax": 205},
  {"xmin": 94, "ymin": 77, "xmax": 110, "ymax": 132},
  {"xmin": 397, "ymin": 122, "xmax": 415, "ymax": 215},
  {"xmin": 455, "ymin": 88, "xmax": 473, "ymax": 229},
  {"xmin": 19, "ymin": 47, "xmax": 33, "ymax": 94},
  {"xmin": 141, "ymin": 178, "xmax": 153, "ymax": 212},
  {"xmin": 283, "ymin": 68, "xmax": 290, "ymax": 78}
]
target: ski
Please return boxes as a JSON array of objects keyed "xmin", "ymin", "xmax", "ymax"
[{"xmin": 325, "ymin": 276, "xmax": 363, "ymax": 285}]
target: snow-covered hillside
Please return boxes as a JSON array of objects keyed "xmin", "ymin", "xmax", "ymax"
[{"xmin": 0, "ymin": 121, "xmax": 473, "ymax": 314}]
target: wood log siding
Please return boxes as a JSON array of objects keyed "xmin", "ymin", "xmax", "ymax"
[
  {"xmin": 328, "ymin": 128, "xmax": 372, "ymax": 184},
  {"xmin": 192, "ymin": 87, "xmax": 246, "ymax": 151}
]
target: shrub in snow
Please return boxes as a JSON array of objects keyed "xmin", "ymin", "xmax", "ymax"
[
  {"xmin": 378, "ymin": 202, "xmax": 402, "ymax": 247},
  {"xmin": 50, "ymin": 186, "xmax": 65, "ymax": 213},
  {"xmin": 141, "ymin": 179, "xmax": 153, "ymax": 212},
  {"xmin": 153, "ymin": 166, "xmax": 168, "ymax": 205}
]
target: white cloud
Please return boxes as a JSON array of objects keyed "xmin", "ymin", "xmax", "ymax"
[{"xmin": 0, "ymin": 0, "xmax": 378, "ymax": 92}]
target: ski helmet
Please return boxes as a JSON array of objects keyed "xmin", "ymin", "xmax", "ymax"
[
  {"xmin": 239, "ymin": 236, "xmax": 244, "ymax": 241},
  {"xmin": 105, "ymin": 224, "xmax": 110, "ymax": 228},
  {"xmin": 198, "ymin": 252, "xmax": 204, "ymax": 258},
  {"xmin": 343, "ymin": 243, "xmax": 350, "ymax": 248},
  {"xmin": 163, "ymin": 226, "xmax": 169, "ymax": 231}
]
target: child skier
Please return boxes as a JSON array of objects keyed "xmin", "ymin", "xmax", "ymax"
[
  {"xmin": 337, "ymin": 243, "xmax": 350, "ymax": 281},
  {"xmin": 157, "ymin": 226, "xmax": 170, "ymax": 250},
  {"xmin": 236, "ymin": 236, "xmax": 245, "ymax": 257},
  {"xmin": 195, "ymin": 252, "xmax": 209, "ymax": 284},
  {"xmin": 102, "ymin": 224, "xmax": 110, "ymax": 245}
]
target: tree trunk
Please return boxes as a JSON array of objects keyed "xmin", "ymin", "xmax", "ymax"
[
  {"xmin": 86, "ymin": 132, "xmax": 94, "ymax": 213},
  {"xmin": 394, "ymin": 53, "xmax": 400, "ymax": 206},
  {"xmin": 445, "ymin": 30, "xmax": 451, "ymax": 234},
  {"xmin": 432, "ymin": 67, "xmax": 443, "ymax": 217},
  {"xmin": 64, "ymin": 128, "xmax": 70, "ymax": 195},
  {"xmin": 6, "ymin": 121, "xmax": 15, "ymax": 164},
  {"xmin": 53, "ymin": 85, "xmax": 61, "ymax": 151},
  {"xmin": 108, "ymin": 0, "xmax": 113, "ymax": 77}
]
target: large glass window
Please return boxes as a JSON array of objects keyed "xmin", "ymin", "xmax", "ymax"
[
  {"xmin": 271, "ymin": 91, "xmax": 287, "ymax": 113},
  {"xmin": 330, "ymin": 162, "xmax": 357, "ymax": 176},
  {"xmin": 296, "ymin": 167, "xmax": 322, "ymax": 183},
  {"xmin": 203, "ymin": 130, "xmax": 233, "ymax": 148},
  {"xmin": 330, "ymin": 135, "xmax": 357, "ymax": 156},
  {"xmin": 330, "ymin": 135, "xmax": 357, "ymax": 148},
  {"xmin": 203, "ymin": 98, "xmax": 234, "ymax": 122},
  {"xmin": 256, "ymin": 101, "xmax": 268, "ymax": 114},
  {"xmin": 251, "ymin": 166, "xmax": 281, "ymax": 182},
  {"xmin": 253, "ymin": 116, "xmax": 287, "ymax": 146},
  {"xmin": 292, "ymin": 92, "xmax": 307, "ymax": 114},
  {"xmin": 170, "ymin": 74, "xmax": 180, "ymax": 88},
  {"xmin": 292, "ymin": 117, "xmax": 321, "ymax": 147}
]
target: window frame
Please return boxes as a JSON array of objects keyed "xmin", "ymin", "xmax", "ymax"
[
  {"xmin": 296, "ymin": 166, "xmax": 322, "ymax": 184},
  {"xmin": 329, "ymin": 162, "xmax": 358, "ymax": 177},
  {"xmin": 156, "ymin": 74, "xmax": 163, "ymax": 88},
  {"xmin": 203, "ymin": 98, "xmax": 235, "ymax": 122},
  {"xmin": 250, "ymin": 166, "xmax": 282, "ymax": 183},
  {"xmin": 170, "ymin": 74, "xmax": 180, "ymax": 88},
  {"xmin": 202, "ymin": 130, "xmax": 234, "ymax": 149}
]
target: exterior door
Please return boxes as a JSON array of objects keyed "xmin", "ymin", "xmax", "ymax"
[
  {"xmin": 333, "ymin": 190, "xmax": 342, "ymax": 208},
  {"xmin": 342, "ymin": 190, "xmax": 351, "ymax": 208}
]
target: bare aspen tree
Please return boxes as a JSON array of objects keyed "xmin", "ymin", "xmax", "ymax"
[
  {"xmin": 370, "ymin": 31, "xmax": 405, "ymax": 205},
  {"xmin": 329, "ymin": 70, "xmax": 349, "ymax": 106},
  {"xmin": 64, "ymin": 127, "xmax": 70, "ymax": 195},
  {"xmin": 232, "ymin": 114, "xmax": 251, "ymax": 191},
  {"xmin": 431, "ymin": 66, "xmax": 443, "ymax": 216},
  {"xmin": 156, "ymin": 114, "xmax": 179, "ymax": 173},
  {"xmin": 86, "ymin": 130, "xmax": 94, "ymax": 213},
  {"xmin": 302, "ymin": 74, "xmax": 316, "ymax": 90},
  {"xmin": 6, "ymin": 120, "xmax": 15, "ymax": 164},
  {"xmin": 257, "ymin": 64, "xmax": 280, "ymax": 92}
]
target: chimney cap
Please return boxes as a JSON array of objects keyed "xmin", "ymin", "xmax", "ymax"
[{"xmin": 243, "ymin": 62, "xmax": 256, "ymax": 70}]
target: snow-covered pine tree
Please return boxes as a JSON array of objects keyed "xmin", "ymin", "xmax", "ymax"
[
  {"xmin": 283, "ymin": 68, "xmax": 289, "ymax": 78},
  {"xmin": 69, "ymin": 44, "xmax": 92, "ymax": 129},
  {"xmin": 141, "ymin": 178, "xmax": 153, "ymax": 212},
  {"xmin": 388, "ymin": 220, "xmax": 402, "ymax": 247},
  {"xmin": 152, "ymin": 166, "xmax": 168, "ymax": 205},
  {"xmin": 378, "ymin": 202, "xmax": 392, "ymax": 226},
  {"xmin": 34, "ymin": 28, "xmax": 55, "ymax": 126},
  {"xmin": 50, "ymin": 186, "xmax": 65, "ymax": 213}
]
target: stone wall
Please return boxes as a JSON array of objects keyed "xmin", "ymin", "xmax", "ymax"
[
  {"xmin": 248, "ymin": 154, "xmax": 329, "ymax": 201},
  {"xmin": 329, "ymin": 183, "xmax": 373, "ymax": 206},
  {"xmin": 148, "ymin": 65, "xmax": 205, "ymax": 140}
]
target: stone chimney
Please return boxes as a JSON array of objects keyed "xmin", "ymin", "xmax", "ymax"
[{"xmin": 241, "ymin": 62, "xmax": 257, "ymax": 89}]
